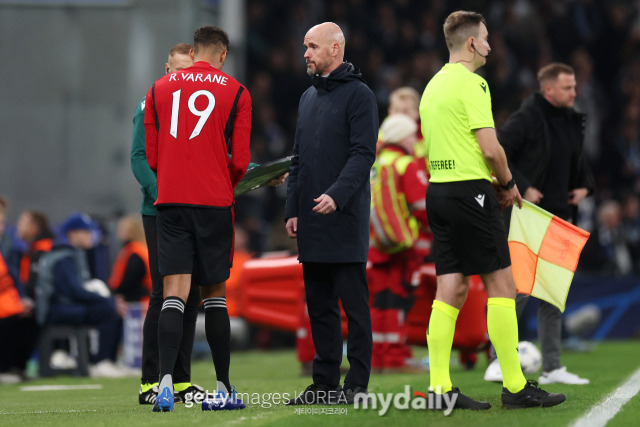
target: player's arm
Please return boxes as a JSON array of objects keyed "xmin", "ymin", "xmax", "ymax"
[
  {"xmin": 228, "ymin": 88, "xmax": 252, "ymax": 188},
  {"xmin": 143, "ymin": 86, "xmax": 159, "ymax": 173},
  {"xmin": 476, "ymin": 127, "xmax": 522, "ymax": 208},
  {"xmin": 131, "ymin": 99, "xmax": 158, "ymax": 199}
]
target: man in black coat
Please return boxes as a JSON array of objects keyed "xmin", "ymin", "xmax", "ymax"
[
  {"xmin": 285, "ymin": 22, "xmax": 378, "ymax": 405},
  {"xmin": 484, "ymin": 63, "xmax": 594, "ymax": 385}
]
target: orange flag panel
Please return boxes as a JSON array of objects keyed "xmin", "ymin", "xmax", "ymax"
[
  {"xmin": 508, "ymin": 241, "xmax": 537, "ymax": 295},
  {"xmin": 538, "ymin": 217, "xmax": 590, "ymax": 272}
]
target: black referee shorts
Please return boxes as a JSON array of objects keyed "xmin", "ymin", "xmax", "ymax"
[
  {"xmin": 156, "ymin": 205, "xmax": 234, "ymax": 285},
  {"xmin": 426, "ymin": 179, "xmax": 511, "ymax": 276}
]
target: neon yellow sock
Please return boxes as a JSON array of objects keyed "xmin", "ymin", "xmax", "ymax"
[
  {"xmin": 174, "ymin": 382, "xmax": 192, "ymax": 392},
  {"xmin": 140, "ymin": 382, "xmax": 158, "ymax": 393},
  {"xmin": 487, "ymin": 297, "xmax": 527, "ymax": 393},
  {"xmin": 426, "ymin": 300, "xmax": 459, "ymax": 394}
]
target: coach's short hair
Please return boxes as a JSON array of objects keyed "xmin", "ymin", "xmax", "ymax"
[
  {"xmin": 193, "ymin": 26, "xmax": 230, "ymax": 54},
  {"xmin": 443, "ymin": 11, "xmax": 486, "ymax": 51},
  {"xmin": 168, "ymin": 43, "xmax": 192, "ymax": 59},
  {"xmin": 537, "ymin": 63, "xmax": 575, "ymax": 88}
]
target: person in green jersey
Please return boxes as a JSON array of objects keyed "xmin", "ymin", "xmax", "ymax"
[{"xmin": 419, "ymin": 10, "xmax": 566, "ymax": 410}]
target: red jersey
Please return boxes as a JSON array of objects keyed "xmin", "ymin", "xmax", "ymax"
[{"xmin": 145, "ymin": 61, "xmax": 251, "ymax": 207}]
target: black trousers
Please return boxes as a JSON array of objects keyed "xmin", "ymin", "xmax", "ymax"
[
  {"xmin": 140, "ymin": 215, "xmax": 200, "ymax": 385},
  {"xmin": 0, "ymin": 315, "xmax": 38, "ymax": 373},
  {"xmin": 302, "ymin": 262, "xmax": 372, "ymax": 388}
]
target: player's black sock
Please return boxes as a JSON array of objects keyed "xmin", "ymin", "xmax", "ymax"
[
  {"xmin": 174, "ymin": 291, "xmax": 199, "ymax": 383},
  {"xmin": 158, "ymin": 296, "xmax": 185, "ymax": 380},
  {"xmin": 204, "ymin": 297, "xmax": 231, "ymax": 392}
]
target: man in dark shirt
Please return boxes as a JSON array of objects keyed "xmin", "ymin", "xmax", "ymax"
[
  {"xmin": 485, "ymin": 62, "xmax": 594, "ymax": 385},
  {"xmin": 285, "ymin": 22, "xmax": 378, "ymax": 405}
]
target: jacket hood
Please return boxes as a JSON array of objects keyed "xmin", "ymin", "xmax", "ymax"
[{"xmin": 311, "ymin": 62, "xmax": 364, "ymax": 92}]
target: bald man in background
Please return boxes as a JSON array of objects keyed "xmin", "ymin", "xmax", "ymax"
[{"xmin": 285, "ymin": 22, "xmax": 378, "ymax": 405}]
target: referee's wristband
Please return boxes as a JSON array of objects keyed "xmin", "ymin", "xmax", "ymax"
[{"xmin": 500, "ymin": 179, "xmax": 516, "ymax": 190}]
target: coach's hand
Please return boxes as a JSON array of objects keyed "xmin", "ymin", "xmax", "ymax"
[
  {"xmin": 501, "ymin": 185, "xmax": 523, "ymax": 209},
  {"xmin": 312, "ymin": 194, "xmax": 337, "ymax": 215},
  {"xmin": 286, "ymin": 217, "xmax": 298, "ymax": 238}
]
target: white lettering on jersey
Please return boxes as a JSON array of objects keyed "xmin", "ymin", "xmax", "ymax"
[{"xmin": 176, "ymin": 73, "xmax": 228, "ymax": 85}]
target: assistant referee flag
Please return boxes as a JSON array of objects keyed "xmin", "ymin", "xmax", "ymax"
[{"xmin": 508, "ymin": 200, "xmax": 590, "ymax": 312}]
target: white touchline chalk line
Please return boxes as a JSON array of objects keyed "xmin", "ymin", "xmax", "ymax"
[
  {"xmin": 1, "ymin": 409, "xmax": 97, "ymax": 415},
  {"xmin": 20, "ymin": 384, "xmax": 103, "ymax": 391},
  {"xmin": 570, "ymin": 366, "xmax": 640, "ymax": 427}
]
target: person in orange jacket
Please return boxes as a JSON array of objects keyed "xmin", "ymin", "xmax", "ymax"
[
  {"xmin": 0, "ymin": 199, "xmax": 39, "ymax": 383},
  {"xmin": 109, "ymin": 215, "xmax": 152, "ymax": 313}
]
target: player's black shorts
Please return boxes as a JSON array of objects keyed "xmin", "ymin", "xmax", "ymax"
[
  {"xmin": 426, "ymin": 179, "xmax": 511, "ymax": 276},
  {"xmin": 156, "ymin": 205, "xmax": 234, "ymax": 285}
]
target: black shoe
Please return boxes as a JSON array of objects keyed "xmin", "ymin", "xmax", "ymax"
[
  {"xmin": 502, "ymin": 380, "xmax": 566, "ymax": 408},
  {"xmin": 286, "ymin": 383, "xmax": 343, "ymax": 405},
  {"xmin": 139, "ymin": 385, "xmax": 158, "ymax": 405},
  {"xmin": 175, "ymin": 383, "xmax": 205, "ymax": 404},
  {"xmin": 428, "ymin": 387, "xmax": 491, "ymax": 410},
  {"xmin": 342, "ymin": 385, "xmax": 369, "ymax": 405}
]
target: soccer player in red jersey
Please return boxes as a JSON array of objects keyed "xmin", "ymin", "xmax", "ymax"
[{"xmin": 145, "ymin": 26, "xmax": 251, "ymax": 412}]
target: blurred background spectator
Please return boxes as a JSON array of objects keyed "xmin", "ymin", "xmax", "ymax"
[{"xmin": 108, "ymin": 214, "xmax": 151, "ymax": 310}]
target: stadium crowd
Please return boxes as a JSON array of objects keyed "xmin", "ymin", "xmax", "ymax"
[{"xmin": 241, "ymin": 0, "xmax": 640, "ymax": 275}]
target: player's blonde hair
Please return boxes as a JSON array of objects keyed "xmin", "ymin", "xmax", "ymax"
[{"xmin": 168, "ymin": 43, "xmax": 192, "ymax": 61}]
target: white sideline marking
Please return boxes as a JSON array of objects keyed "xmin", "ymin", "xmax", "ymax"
[
  {"xmin": 20, "ymin": 384, "xmax": 103, "ymax": 391},
  {"xmin": 570, "ymin": 366, "xmax": 640, "ymax": 427},
  {"xmin": 1, "ymin": 409, "xmax": 97, "ymax": 415}
]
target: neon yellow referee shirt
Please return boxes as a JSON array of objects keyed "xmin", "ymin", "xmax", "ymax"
[{"xmin": 419, "ymin": 63, "xmax": 494, "ymax": 183}]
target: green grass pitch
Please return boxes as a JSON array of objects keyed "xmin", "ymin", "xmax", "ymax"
[{"xmin": 0, "ymin": 340, "xmax": 638, "ymax": 426}]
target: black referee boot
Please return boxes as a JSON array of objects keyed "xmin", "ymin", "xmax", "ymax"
[
  {"xmin": 428, "ymin": 387, "xmax": 491, "ymax": 410},
  {"xmin": 501, "ymin": 380, "xmax": 566, "ymax": 408}
]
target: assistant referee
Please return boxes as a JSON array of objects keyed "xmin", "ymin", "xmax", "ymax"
[{"xmin": 419, "ymin": 10, "xmax": 566, "ymax": 410}]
